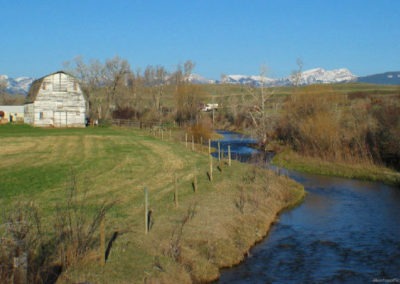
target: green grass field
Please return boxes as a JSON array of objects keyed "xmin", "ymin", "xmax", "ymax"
[{"xmin": 0, "ymin": 124, "xmax": 304, "ymax": 283}]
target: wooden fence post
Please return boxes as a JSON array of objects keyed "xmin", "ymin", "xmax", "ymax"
[
  {"xmin": 185, "ymin": 133, "xmax": 188, "ymax": 148},
  {"xmin": 208, "ymin": 139, "xmax": 211, "ymax": 155},
  {"xmin": 100, "ymin": 215, "xmax": 105, "ymax": 266},
  {"xmin": 228, "ymin": 145, "xmax": 231, "ymax": 166},
  {"xmin": 209, "ymin": 156, "xmax": 213, "ymax": 182},
  {"xmin": 192, "ymin": 135, "xmax": 195, "ymax": 151},
  {"xmin": 193, "ymin": 166, "xmax": 198, "ymax": 193},
  {"xmin": 174, "ymin": 173, "xmax": 178, "ymax": 208},
  {"xmin": 144, "ymin": 187, "xmax": 148, "ymax": 234},
  {"xmin": 218, "ymin": 141, "xmax": 221, "ymax": 162}
]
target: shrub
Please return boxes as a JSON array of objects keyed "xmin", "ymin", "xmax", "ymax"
[
  {"xmin": 112, "ymin": 107, "xmax": 135, "ymax": 119},
  {"xmin": 187, "ymin": 116, "xmax": 214, "ymax": 142}
]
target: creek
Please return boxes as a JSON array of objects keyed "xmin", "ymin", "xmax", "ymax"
[{"xmin": 213, "ymin": 131, "xmax": 400, "ymax": 283}]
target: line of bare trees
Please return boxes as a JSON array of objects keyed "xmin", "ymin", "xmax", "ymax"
[
  {"xmin": 0, "ymin": 79, "xmax": 25, "ymax": 105},
  {"xmin": 63, "ymin": 56, "xmax": 205, "ymax": 126}
]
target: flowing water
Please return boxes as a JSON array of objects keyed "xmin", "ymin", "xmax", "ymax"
[
  {"xmin": 210, "ymin": 130, "xmax": 259, "ymax": 162},
  {"xmin": 213, "ymin": 131, "xmax": 400, "ymax": 283}
]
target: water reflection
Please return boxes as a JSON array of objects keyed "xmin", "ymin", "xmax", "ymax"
[
  {"xmin": 215, "ymin": 132, "xmax": 400, "ymax": 283},
  {"xmin": 210, "ymin": 130, "xmax": 259, "ymax": 162}
]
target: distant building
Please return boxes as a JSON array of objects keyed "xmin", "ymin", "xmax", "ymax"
[
  {"xmin": 0, "ymin": 105, "xmax": 24, "ymax": 123},
  {"xmin": 24, "ymin": 71, "xmax": 87, "ymax": 127},
  {"xmin": 201, "ymin": 103, "xmax": 218, "ymax": 112}
]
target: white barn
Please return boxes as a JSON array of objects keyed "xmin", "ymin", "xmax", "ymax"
[{"xmin": 24, "ymin": 71, "xmax": 87, "ymax": 127}]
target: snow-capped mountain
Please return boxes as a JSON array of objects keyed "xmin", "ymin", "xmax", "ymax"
[
  {"xmin": 284, "ymin": 68, "xmax": 356, "ymax": 85},
  {"xmin": 0, "ymin": 75, "xmax": 35, "ymax": 94},
  {"xmin": 220, "ymin": 68, "xmax": 356, "ymax": 86},
  {"xmin": 186, "ymin": 73, "xmax": 216, "ymax": 84},
  {"xmin": 220, "ymin": 74, "xmax": 276, "ymax": 86}
]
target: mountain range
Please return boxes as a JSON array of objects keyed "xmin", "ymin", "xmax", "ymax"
[
  {"xmin": 0, "ymin": 75, "xmax": 35, "ymax": 95},
  {"xmin": 219, "ymin": 68, "xmax": 357, "ymax": 86},
  {"xmin": 1, "ymin": 69, "xmax": 399, "ymax": 95},
  {"xmin": 357, "ymin": 71, "xmax": 400, "ymax": 85}
]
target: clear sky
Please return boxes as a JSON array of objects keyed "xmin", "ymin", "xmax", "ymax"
[{"xmin": 1, "ymin": 0, "xmax": 399, "ymax": 80}]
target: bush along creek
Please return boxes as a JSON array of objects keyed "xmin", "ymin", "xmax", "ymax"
[{"xmin": 213, "ymin": 131, "xmax": 400, "ymax": 283}]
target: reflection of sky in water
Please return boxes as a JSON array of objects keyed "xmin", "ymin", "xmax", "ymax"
[
  {"xmin": 211, "ymin": 131, "xmax": 259, "ymax": 160},
  {"xmin": 219, "ymin": 161, "xmax": 400, "ymax": 283}
]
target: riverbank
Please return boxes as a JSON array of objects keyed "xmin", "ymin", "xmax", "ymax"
[
  {"xmin": 0, "ymin": 125, "xmax": 304, "ymax": 283},
  {"xmin": 272, "ymin": 149, "xmax": 400, "ymax": 186},
  {"xmin": 61, "ymin": 140, "xmax": 305, "ymax": 283}
]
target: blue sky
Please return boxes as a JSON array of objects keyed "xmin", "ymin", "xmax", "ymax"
[{"xmin": 1, "ymin": 0, "xmax": 399, "ymax": 79}]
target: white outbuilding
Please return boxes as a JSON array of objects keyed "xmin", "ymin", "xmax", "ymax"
[
  {"xmin": 24, "ymin": 71, "xmax": 87, "ymax": 127},
  {"xmin": 0, "ymin": 105, "xmax": 24, "ymax": 123}
]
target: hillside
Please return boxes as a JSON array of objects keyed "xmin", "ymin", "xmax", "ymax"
[{"xmin": 357, "ymin": 71, "xmax": 400, "ymax": 85}]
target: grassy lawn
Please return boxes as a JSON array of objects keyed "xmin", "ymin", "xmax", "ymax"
[{"xmin": 0, "ymin": 125, "xmax": 304, "ymax": 283}]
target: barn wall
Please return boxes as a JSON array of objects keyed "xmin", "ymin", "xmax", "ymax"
[
  {"xmin": 0, "ymin": 105, "xmax": 24, "ymax": 122},
  {"xmin": 24, "ymin": 104, "xmax": 34, "ymax": 124},
  {"xmin": 29, "ymin": 72, "xmax": 86, "ymax": 127}
]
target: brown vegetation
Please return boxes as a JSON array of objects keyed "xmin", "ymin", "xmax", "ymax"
[
  {"xmin": 274, "ymin": 85, "xmax": 400, "ymax": 170},
  {"xmin": 0, "ymin": 170, "xmax": 114, "ymax": 284},
  {"xmin": 186, "ymin": 116, "xmax": 214, "ymax": 142}
]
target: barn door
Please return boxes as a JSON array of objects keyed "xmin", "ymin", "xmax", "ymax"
[{"xmin": 54, "ymin": 111, "xmax": 67, "ymax": 127}]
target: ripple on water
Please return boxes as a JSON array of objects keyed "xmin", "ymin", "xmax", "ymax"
[{"xmin": 216, "ymin": 131, "xmax": 400, "ymax": 283}]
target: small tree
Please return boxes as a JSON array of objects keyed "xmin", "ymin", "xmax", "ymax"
[
  {"xmin": 244, "ymin": 64, "xmax": 275, "ymax": 144},
  {"xmin": 173, "ymin": 60, "xmax": 205, "ymax": 126}
]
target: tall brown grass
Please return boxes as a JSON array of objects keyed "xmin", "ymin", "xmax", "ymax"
[
  {"xmin": 0, "ymin": 169, "xmax": 115, "ymax": 284},
  {"xmin": 276, "ymin": 85, "xmax": 399, "ymax": 167}
]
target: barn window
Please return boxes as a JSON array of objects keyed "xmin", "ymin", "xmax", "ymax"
[
  {"xmin": 42, "ymin": 82, "xmax": 46, "ymax": 90},
  {"xmin": 39, "ymin": 112, "xmax": 44, "ymax": 119},
  {"xmin": 73, "ymin": 82, "xmax": 78, "ymax": 91}
]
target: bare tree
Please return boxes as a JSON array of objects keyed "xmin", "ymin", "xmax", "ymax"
[
  {"xmin": 291, "ymin": 58, "xmax": 303, "ymax": 87},
  {"xmin": 102, "ymin": 56, "xmax": 131, "ymax": 118},
  {"xmin": 155, "ymin": 66, "xmax": 167, "ymax": 114},
  {"xmin": 0, "ymin": 77, "xmax": 7, "ymax": 104},
  {"xmin": 173, "ymin": 60, "xmax": 204, "ymax": 125},
  {"xmin": 65, "ymin": 56, "xmax": 131, "ymax": 120},
  {"xmin": 245, "ymin": 64, "xmax": 275, "ymax": 143},
  {"xmin": 143, "ymin": 65, "xmax": 168, "ymax": 116},
  {"xmin": 183, "ymin": 60, "xmax": 195, "ymax": 82}
]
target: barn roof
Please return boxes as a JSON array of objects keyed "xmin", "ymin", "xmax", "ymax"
[{"xmin": 25, "ymin": 71, "xmax": 78, "ymax": 104}]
